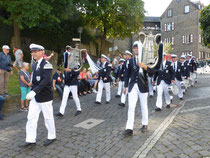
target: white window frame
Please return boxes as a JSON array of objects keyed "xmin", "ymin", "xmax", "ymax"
[
  {"xmin": 168, "ymin": 9, "xmax": 172, "ymax": 17},
  {"xmin": 182, "ymin": 35, "xmax": 185, "ymax": 44},
  {"xmin": 164, "ymin": 24, "xmax": 167, "ymax": 31},
  {"xmin": 172, "ymin": 37, "xmax": 174, "ymax": 45},
  {"xmin": 172, "ymin": 22, "xmax": 174, "ymax": 30},
  {"xmin": 190, "ymin": 34, "xmax": 193, "ymax": 43}
]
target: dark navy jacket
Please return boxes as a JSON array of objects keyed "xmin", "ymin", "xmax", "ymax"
[
  {"xmin": 31, "ymin": 59, "xmax": 53, "ymax": 103},
  {"xmin": 98, "ymin": 62, "xmax": 112, "ymax": 83},
  {"xmin": 124, "ymin": 57, "xmax": 155, "ymax": 93},
  {"xmin": 181, "ymin": 61, "xmax": 190, "ymax": 79},
  {"xmin": 173, "ymin": 61, "xmax": 183, "ymax": 81},
  {"xmin": 186, "ymin": 59, "xmax": 196, "ymax": 73},
  {"xmin": 117, "ymin": 63, "xmax": 125, "ymax": 81},
  {"xmin": 154, "ymin": 60, "xmax": 175, "ymax": 85}
]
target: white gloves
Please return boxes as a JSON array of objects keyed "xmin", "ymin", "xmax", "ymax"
[{"xmin": 26, "ymin": 91, "xmax": 36, "ymax": 100}]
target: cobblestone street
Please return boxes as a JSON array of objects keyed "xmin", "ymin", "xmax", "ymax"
[{"xmin": 1, "ymin": 74, "xmax": 210, "ymax": 158}]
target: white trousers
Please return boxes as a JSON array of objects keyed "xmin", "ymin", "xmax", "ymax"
[
  {"xmin": 156, "ymin": 80, "xmax": 171, "ymax": 109},
  {"xmin": 121, "ymin": 87, "xmax": 128, "ymax": 104},
  {"xmin": 148, "ymin": 76, "xmax": 154, "ymax": 96},
  {"xmin": 175, "ymin": 78, "xmax": 183, "ymax": 98},
  {"xmin": 26, "ymin": 98, "xmax": 56, "ymax": 143},
  {"xmin": 96, "ymin": 80, "xmax": 111, "ymax": 102},
  {"xmin": 59, "ymin": 85, "xmax": 81, "ymax": 115},
  {"xmin": 190, "ymin": 72, "xmax": 195, "ymax": 86},
  {"xmin": 126, "ymin": 84, "xmax": 148, "ymax": 130},
  {"xmin": 117, "ymin": 81, "xmax": 124, "ymax": 96}
]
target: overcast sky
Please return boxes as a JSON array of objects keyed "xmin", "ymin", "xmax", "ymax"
[{"xmin": 143, "ymin": 0, "xmax": 210, "ymax": 17}]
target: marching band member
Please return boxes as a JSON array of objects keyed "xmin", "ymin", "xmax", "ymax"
[
  {"xmin": 119, "ymin": 50, "xmax": 132, "ymax": 107},
  {"xmin": 180, "ymin": 55, "xmax": 190, "ymax": 94},
  {"xmin": 56, "ymin": 49, "xmax": 82, "ymax": 117},
  {"xmin": 95, "ymin": 54, "xmax": 112, "ymax": 104},
  {"xmin": 20, "ymin": 44, "xmax": 56, "ymax": 147},
  {"xmin": 115, "ymin": 58, "xmax": 126, "ymax": 98},
  {"xmin": 154, "ymin": 53, "xmax": 175, "ymax": 111},
  {"xmin": 186, "ymin": 54, "xmax": 196, "ymax": 86},
  {"xmin": 171, "ymin": 54, "xmax": 184, "ymax": 100},
  {"xmin": 192, "ymin": 56, "xmax": 198, "ymax": 83},
  {"xmin": 123, "ymin": 41, "xmax": 155, "ymax": 136}
]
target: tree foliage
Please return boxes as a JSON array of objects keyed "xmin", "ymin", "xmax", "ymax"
[
  {"xmin": 74, "ymin": 0, "xmax": 145, "ymax": 54},
  {"xmin": 199, "ymin": 4, "xmax": 210, "ymax": 47}
]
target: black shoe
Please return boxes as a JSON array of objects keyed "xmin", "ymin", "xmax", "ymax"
[
  {"xmin": 195, "ymin": 81, "xmax": 197, "ymax": 83},
  {"xmin": 166, "ymin": 104, "xmax": 170, "ymax": 108},
  {"xmin": 74, "ymin": 111, "xmax": 81, "ymax": 116},
  {"xmin": 191, "ymin": 85, "xmax": 193, "ymax": 87},
  {"xmin": 94, "ymin": 101, "xmax": 101, "ymax": 105},
  {"xmin": 140, "ymin": 125, "xmax": 148, "ymax": 133},
  {"xmin": 19, "ymin": 142, "xmax": 36, "ymax": 148},
  {"xmin": 115, "ymin": 95, "xmax": 120, "ymax": 98},
  {"xmin": 118, "ymin": 103, "xmax": 125, "ymax": 107},
  {"xmin": 179, "ymin": 98, "xmax": 183, "ymax": 100},
  {"xmin": 155, "ymin": 108, "xmax": 161, "ymax": 111},
  {"xmin": 149, "ymin": 95, "xmax": 153, "ymax": 98},
  {"xmin": 123, "ymin": 129, "xmax": 133, "ymax": 136},
  {"xmin": 183, "ymin": 92, "xmax": 185, "ymax": 95},
  {"xmin": 105, "ymin": 101, "xmax": 110, "ymax": 104},
  {"xmin": 55, "ymin": 112, "xmax": 64, "ymax": 117},
  {"xmin": 171, "ymin": 99, "xmax": 173, "ymax": 103},
  {"xmin": 43, "ymin": 139, "xmax": 56, "ymax": 146}
]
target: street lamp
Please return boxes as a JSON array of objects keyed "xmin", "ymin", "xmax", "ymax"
[{"xmin": 78, "ymin": 27, "xmax": 83, "ymax": 45}]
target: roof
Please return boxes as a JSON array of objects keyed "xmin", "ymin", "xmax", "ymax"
[{"xmin": 144, "ymin": 16, "xmax": 161, "ymax": 23}]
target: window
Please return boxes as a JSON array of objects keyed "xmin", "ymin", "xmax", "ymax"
[
  {"xmin": 164, "ymin": 24, "xmax": 167, "ymax": 31},
  {"xmin": 199, "ymin": 34, "xmax": 202, "ymax": 43},
  {"xmin": 185, "ymin": 5, "xmax": 190, "ymax": 13},
  {"xmin": 168, "ymin": 9, "xmax": 173, "ymax": 17},
  {"xmin": 199, "ymin": 52, "xmax": 201, "ymax": 59},
  {"xmin": 167, "ymin": 23, "xmax": 172, "ymax": 31},
  {"xmin": 190, "ymin": 34, "xmax": 193, "ymax": 43},
  {"xmin": 172, "ymin": 22, "xmax": 174, "ymax": 30},
  {"xmin": 172, "ymin": 37, "xmax": 174, "ymax": 45},
  {"xmin": 182, "ymin": 36, "xmax": 185, "ymax": 44}
]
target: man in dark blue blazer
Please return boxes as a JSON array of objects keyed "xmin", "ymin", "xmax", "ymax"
[
  {"xmin": 154, "ymin": 53, "xmax": 175, "ymax": 111},
  {"xmin": 115, "ymin": 58, "xmax": 125, "ymax": 98},
  {"xmin": 56, "ymin": 47, "xmax": 82, "ymax": 117},
  {"xmin": 171, "ymin": 54, "xmax": 184, "ymax": 100},
  {"xmin": 180, "ymin": 55, "xmax": 190, "ymax": 94},
  {"xmin": 95, "ymin": 54, "xmax": 112, "ymax": 104},
  {"xmin": 119, "ymin": 50, "xmax": 132, "ymax": 107},
  {"xmin": 123, "ymin": 41, "xmax": 155, "ymax": 136}
]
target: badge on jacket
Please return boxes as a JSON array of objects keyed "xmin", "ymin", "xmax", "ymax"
[{"xmin": 36, "ymin": 76, "xmax": 41, "ymax": 81}]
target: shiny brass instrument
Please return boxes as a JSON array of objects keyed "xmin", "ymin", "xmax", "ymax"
[{"xmin": 68, "ymin": 48, "xmax": 86, "ymax": 72}]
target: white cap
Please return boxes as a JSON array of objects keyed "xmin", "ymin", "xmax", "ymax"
[
  {"xmin": 180, "ymin": 55, "xmax": 186, "ymax": 59},
  {"xmin": 66, "ymin": 45, "xmax": 72, "ymax": 49},
  {"xmin": 171, "ymin": 54, "xmax": 177, "ymax": 58},
  {"xmin": 101, "ymin": 54, "xmax": 107, "ymax": 59},
  {"xmin": 133, "ymin": 41, "xmax": 139, "ymax": 47},
  {"xmin": 2, "ymin": 45, "xmax": 10, "ymax": 50},
  {"xmin": 29, "ymin": 43, "xmax": 44, "ymax": 51},
  {"xmin": 119, "ymin": 58, "xmax": 125, "ymax": 62},
  {"xmin": 125, "ymin": 50, "xmax": 132, "ymax": 56},
  {"xmin": 187, "ymin": 54, "xmax": 192, "ymax": 57}
]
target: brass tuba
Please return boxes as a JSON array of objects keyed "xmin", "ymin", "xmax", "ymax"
[{"xmin": 68, "ymin": 48, "xmax": 86, "ymax": 72}]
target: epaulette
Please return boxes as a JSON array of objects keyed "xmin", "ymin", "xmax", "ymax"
[{"xmin": 44, "ymin": 61, "xmax": 53, "ymax": 69}]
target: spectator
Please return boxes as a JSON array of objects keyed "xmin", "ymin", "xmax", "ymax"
[
  {"xmin": 87, "ymin": 68, "xmax": 98, "ymax": 93},
  {"xmin": 107, "ymin": 54, "xmax": 111, "ymax": 63},
  {"xmin": 13, "ymin": 47, "xmax": 23, "ymax": 72},
  {"xmin": 19, "ymin": 62, "xmax": 31, "ymax": 111},
  {"xmin": 79, "ymin": 68, "xmax": 91, "ymax": 94},
  {"xmin": 52, "ymin": 68, "xmax": 65, "ymax": 98},
  {"xmin": 96, "ymin": 58, "xmax": 101, "ymax": 67},
  {"xmin": 43, "ymin": 52, "xmax": 54, "ymax": 61},
  {"xmin": 0, "ymin": 45, "xmax": 13, "ymax": 96},
  {"xmin": 63, "ymin": 45, "xmax": 72, "ymax": 63},
  {"xmin": 0, "ymin": 95, "xmax": 5, "ymax": 120}
]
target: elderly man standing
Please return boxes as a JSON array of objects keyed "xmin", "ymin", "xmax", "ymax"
[
  {"xmin": 13, "ymin": 46, "xmax": 23, "ymax": 72},
  {"xmin": 0, "ymin": 45, "xmax": 13, "ymax": 96},
  {"xmin": 20, "ymin": 43, "xmax": 56, "ymax": 148}
]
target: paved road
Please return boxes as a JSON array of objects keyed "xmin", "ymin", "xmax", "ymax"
[{"xmin": 0, "ymin": 74, "xmax": 210, "ymax": 158}]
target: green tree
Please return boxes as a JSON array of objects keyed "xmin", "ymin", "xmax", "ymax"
[
  {"xmin": 74, "ymin": 0, "xmax": 145, "ymax": 56},
  {"xmin": 0, "ymin": 0, "xmax": 74, "ymax": 48},
  {"xmin": 163, "ymin": 42, "xmax": 172, "ymax": 54},
  {"xmin": 199, "ymin": 4, "xmax": 210, "ymax": 47}
]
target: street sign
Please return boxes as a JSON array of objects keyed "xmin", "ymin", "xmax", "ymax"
[{"xmin": 72, "ymin": 38, "xmax": 80, "ymax": 42}]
